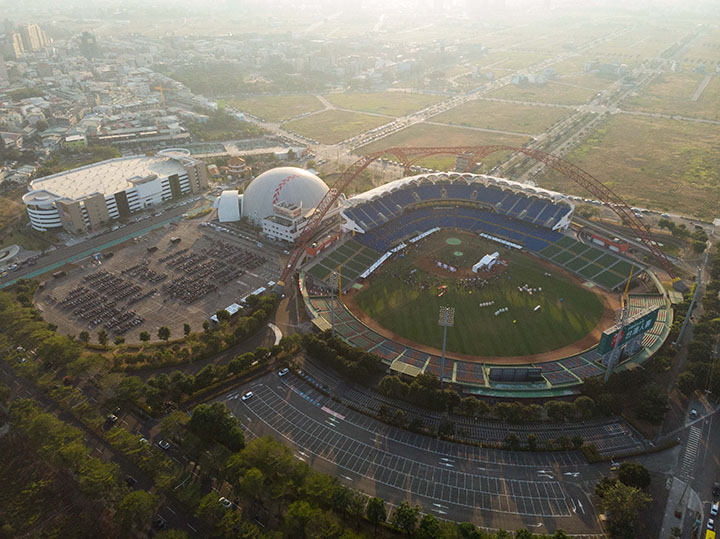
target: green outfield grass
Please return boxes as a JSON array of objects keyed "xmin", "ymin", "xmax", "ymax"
[
  {"xmin": 283, "ymin": 109, "xmax": 389, "ymax": 144},
  {"xmin": 228, "ymin": 95, "xmax": 324, "ymax": 122},
  {"xmin": 353, "ymin": 232, "xmax": 603, "ymax": 356},
  {"xmin": 323, "ymin": 91, "xmax": 443, "ymax": 117}
]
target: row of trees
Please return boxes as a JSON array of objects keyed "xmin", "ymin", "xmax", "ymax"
[
  {"xmin": 109, "ymin": 292, "xmax": 279, "ymax": 370},
  {"xmin": 676, "ymin": 249, "xmax": 720, "ymax": 398},
  {"xmin": 4, "ymin": 399, "xmax": 159, "ymax": 537},
  {"xmin": 304, "ymin": 331, "xmax": 386, "ymax": 384},
  {"xmin": 657, "ymin": 218, "xmax": 708, "ymax": 253},
  {"xmin": 378, "ymin": 373, "xmax": 599, "ymax": 423}
]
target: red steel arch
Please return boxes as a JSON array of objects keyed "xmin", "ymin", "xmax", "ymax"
[{"xmin": 278, "ymin": 146, "xmax": 675, "ymax": 286}]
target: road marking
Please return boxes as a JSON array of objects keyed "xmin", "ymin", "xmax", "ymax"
[
  {"xmin": 342, "ymin": 475, "xmax": 353, "ymax": 482},
  {"xmin": 166, "ymin": 507, "xmax": 176, "ymax": 515},
  {"xmin": 570, "ymin": 498, "xmax": 577, "ymax": 513},
  {"xmin": 187, "ymin": 524, "xmax": 197, "ymax": 532},
  {"xmin": 577, "ymin": 500, "xmax": 585, "ymax": 514}
]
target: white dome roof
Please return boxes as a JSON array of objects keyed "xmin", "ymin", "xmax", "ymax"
[{"xmin": 242, "ymin": 167, "xmax": 328, "ymax": 222}]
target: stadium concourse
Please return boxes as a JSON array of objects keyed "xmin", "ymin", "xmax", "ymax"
[{"xmin": 300, "ymin": 172, "xmax": 674, "ymax": 397}]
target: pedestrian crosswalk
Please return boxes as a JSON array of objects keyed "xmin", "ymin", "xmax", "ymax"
[{"xmin": 679, "ymin": 425, "xmax": 701, "ymax": 480}]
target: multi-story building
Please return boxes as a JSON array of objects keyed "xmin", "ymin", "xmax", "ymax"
[
  {"xmin": 23, "ymin": 149, "xmax": 209, "ymax": 233},
  {"xmin": 19, "ymin": 24, "xmax": 47, "ymax": 52}
]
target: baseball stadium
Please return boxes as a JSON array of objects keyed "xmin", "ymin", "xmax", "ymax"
[{"xmin": 282, "ymin": 146, "xmax": 675, "ymax": 398}]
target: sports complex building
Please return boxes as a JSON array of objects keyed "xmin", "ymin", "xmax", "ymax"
[
  {"xmin": 283, "ymin": 153, "xmax": 675, "ymax": 398},
  {"xmin": 23, "ymin": 149, "xmax": 209, "ymax": 233}
]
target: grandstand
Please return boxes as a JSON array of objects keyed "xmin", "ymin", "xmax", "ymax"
[
  {"xmin": 340, "ymin": 173, "xmax": 642, "ymax": 291},
  {"xmin": 296, "ymin": 171, "xmax": 673, "ymax": 396},
  {"xmin": 300, "ymin": 273, "xmax": 673, "ymax": 397},
  {"xmin": 305, "ymin": 239, "xmax": 381, "ymax": 287}
]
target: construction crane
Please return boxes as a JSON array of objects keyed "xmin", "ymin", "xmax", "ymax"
[{"xmin": 154, "ymin": 86, "xmax": 168, "ymax": 107}]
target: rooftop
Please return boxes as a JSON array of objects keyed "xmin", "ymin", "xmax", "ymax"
[{"xmin": 27, "ymin": 154, "xmax": 189, "ymax": 202}]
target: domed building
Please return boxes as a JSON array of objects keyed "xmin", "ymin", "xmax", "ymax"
[
  {"xmin": 213, "ymin": 166, "xmax": 331, "ymax": 242},
  {"xmin": 241, "ymin": 167, "xmax": 328, "ymax": 224}
]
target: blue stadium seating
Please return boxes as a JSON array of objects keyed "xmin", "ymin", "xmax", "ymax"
[
  {"xmin": 389, "ymin": 189, "xmax": 416, "ymax": 207},
  {"xmin": 445, "ymin": 183, "xmax": 474, "ymax": 200}
]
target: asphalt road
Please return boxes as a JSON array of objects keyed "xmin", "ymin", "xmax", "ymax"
[
  {"xmin": 0, "ymin": 199, "xmax": 205, "ymax": 289},
  {"xmin": 222, "ymin": 370, "xmax": 609, "ymax": 535}
]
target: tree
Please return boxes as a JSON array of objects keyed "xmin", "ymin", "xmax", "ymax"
[
  {"xmin": 188, "ymin": 402, "xmax": 245, "ymax": 451},
  {"xmin": 391, "ymin": 501, "xmax": 419, "ymax": 535},
  {"xmin": 139, "ymin": 331, "xmax": 151, "ymax": 343},
  {"xmin": 574, "ymin": 396, "xmax": 595, "ymax": 419},
  {"xmin": 636, "ymin": 384, "xmax": 668, "ymax": 424},
  {"xmin": 78, "ymin": 331, "xmax": 90, "ymax": 343},
  {"xmin": 195, "ymin": 492, "xmax": 226, "ymax": 526},
  {"xmin": 238, "ymin": 467, "xmax": 265, "ymax": 504},
  {"xmin": 505, "ymin": 433, "xmax": 521, "ymax": 451},
  {"xmin": 114, "ymin": 336, "xmax": 125, "ymax": 346},
  {"xmin": 158, "ymin": 326, "xmax": 171, "ymax": 342},
  {"xmin": 116, "ymin": 490, "xmax": 157, "ymax": 533},
  {"xmin": 183, "ymin": 323, "xmax": 191, "ymax": 337},
  {"xmin": 597, "ymin": 480, "xmax": 651, "ymax": 538},
  {"xmin": 215, "ymin": 309, "xmax": 230, "ymax": 323},
  {"xmin": 618, "ymin": 462, "xmax": 651, "ymax": 489},
  {"xmin": 457, "ymin": 396, "xmax": 480, "ymax": 417},
  {"xmin": 159, "ymin": 411, "xmax": 189, "ymax": 443},
  {"xmin": 676, "ymin": 371, "xmax": 697, "ymax": 395},
  {"xmin": 284, "ymin": 500, "xmax": 320, "ymax": 539},
  {"xmin": 527, "ymin": 433, "xmax": 538, "ymax": 451},
  {"xmin": 438, "ymin": 420, "xmax": 455, "ymax": 437},
  {"xmin": 416, "ymin": 514, "xmax": 442, "ymax": 539},
  {"xmin": 97, "ymin": 329, "xmax": 108, "ymax": 346},
  {"xmin": 366, "ymin": 497, "xmax": 387, "ymax": 536}
]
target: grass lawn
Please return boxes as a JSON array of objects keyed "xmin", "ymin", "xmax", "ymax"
[
  {"xmin": 0, "ymin": 186, "xmax": 28, "ymax": 231},
  {"xmin": 538, "ymin": 114, "xmax": 720, "ymax": 218},
  {"xmin": 625, "ymin": 72, "xmax": 720, "ymax": 121},
  {"xmin": 353, "ymin": 231, "xmax": 603, "ymax": 356},
  {"xmin": 228, "ymin": 95, "xmax": 324, "ymax": 122},
  {"xmin": 433, "ymin": 100, "xmax": 570, "ymax": 135},
  {"xmin": 489, "ymin": 80, "xmax": 597, "ymax": 105},
  {"xmin": 358, "ymin": 123, "xmax": 530, "ymax": 171},
  {"xmin": 283, "ymin": 109, "xmax": 389, "ymax": 144},
  {"xmin": 323, "ymin": 91, "xmax": 443, "ymax": 117}
]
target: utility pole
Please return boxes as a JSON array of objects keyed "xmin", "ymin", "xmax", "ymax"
[{"xmin": 438, "ymin": 306, "xmax": 455, "ymax": 388}]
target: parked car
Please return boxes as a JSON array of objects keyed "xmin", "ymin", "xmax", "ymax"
[
  {"xmin": 157, "ymin": 439, "xmax": 171, "ymax": 450},
  {"xmin": 241, "ymin": 391, "xmax": 254, "ymax": 401},
  {"xmin": 278, "ymin": 368, "xmax": 289, "ymax": 377},
  {"xmin": 219, "ymin": 497, "xmax": 232, "ymax": 509}
]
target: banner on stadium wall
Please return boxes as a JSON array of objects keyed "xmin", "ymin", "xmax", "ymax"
[{"xmin": 597, "ymin": 307, "xmax": 660, "ymax": 355}]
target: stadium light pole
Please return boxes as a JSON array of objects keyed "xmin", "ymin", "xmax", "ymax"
[
  {"xmin": 329, "ymin": 270, "xmax": 339, "ymax": 338},
  {"xmin": 438, "ymin": 306, "xmax": 455, "ymax": 389}
]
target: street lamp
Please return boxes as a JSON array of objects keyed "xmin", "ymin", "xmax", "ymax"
[{"xmin": 438, "ymin": 306, "xmax": 455, "ymax": 388}]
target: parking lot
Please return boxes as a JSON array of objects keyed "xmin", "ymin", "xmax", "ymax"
[
  {"xmin": 36, "ymin": 221, "xmax": 281, "ymax": 343},
  {"xmin": 223, "ymin": 372, "xmax": 604, "ymax": 533},
  {"xmin": 299, "ymin": 359, "xmax": 646, "ymax": 457}
]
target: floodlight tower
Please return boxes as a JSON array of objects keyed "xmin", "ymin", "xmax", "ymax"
[{"xmin": 438, "ymin": 306, "xmax": 455, "ymax": 388}]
